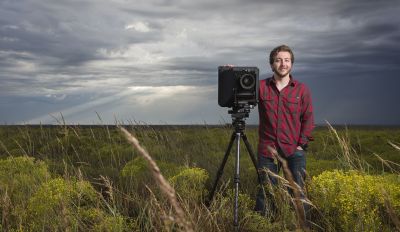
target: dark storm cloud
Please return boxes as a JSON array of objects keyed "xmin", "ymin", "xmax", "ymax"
[
  {"xmin": 0, "ymin": 0, "xmax": 399, "ymax": 124},
  {"xmin": 0, "ymin": 0, "xmax": 162, "ymax": 69},
  {"xmin": 1, "ymin": 3, "xmax": 98, "ymax": 65}
]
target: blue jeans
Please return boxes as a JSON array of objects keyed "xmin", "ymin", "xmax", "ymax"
[{"xmin": 254, "ymin": 149, "xmax": 308, "ymax": 217}]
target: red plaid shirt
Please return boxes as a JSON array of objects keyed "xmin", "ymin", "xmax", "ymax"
[{"xmin": 258, "ymin": 76, "xmax": 314, "ymax": 158}]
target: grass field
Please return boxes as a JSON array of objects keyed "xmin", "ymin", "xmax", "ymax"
[{"xmin": 0, "ymin": 124, "xmax": 399, "ymax": 231}]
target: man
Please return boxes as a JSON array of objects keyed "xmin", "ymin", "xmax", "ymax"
[{"xmin": 254, "ymin": 45, "xmax": 314, "ymax": 218}]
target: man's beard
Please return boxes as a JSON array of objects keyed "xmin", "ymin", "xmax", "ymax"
[{"xmin": 273, "ymin": 67, "xmax": 291, "ymax": 78}]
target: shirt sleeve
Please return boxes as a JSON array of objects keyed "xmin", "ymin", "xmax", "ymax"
[{"xmin": 297, "ymin": 85, "xmax": 314, "ymax": 146}]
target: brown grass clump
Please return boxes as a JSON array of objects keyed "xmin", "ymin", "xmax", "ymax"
[
  {"xmin": 266, "ymin": 146, "xmax": 310, "ymax": 231},
  {"xmin": 118, "ymin": 126, "xmax": 194, "ymax": 232}
]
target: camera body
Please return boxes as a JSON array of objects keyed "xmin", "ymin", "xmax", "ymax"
[{"xmin": 218, "ymin": 66, "xmax": 259, "ymax": 108}]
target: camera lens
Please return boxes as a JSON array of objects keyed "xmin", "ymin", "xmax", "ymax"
[{"xmin": 239, "ymin": 74, "xmax": 255, "ymax": 90}]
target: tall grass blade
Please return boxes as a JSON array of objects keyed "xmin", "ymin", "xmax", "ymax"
[{"xmin": 118, "ymin": 126, "xmax": 194, "ymax": 232}]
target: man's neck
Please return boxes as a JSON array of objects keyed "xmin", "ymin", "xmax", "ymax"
[{"xmin": 274, "ymin": 74, "xmax": 291, "ymax": 91}]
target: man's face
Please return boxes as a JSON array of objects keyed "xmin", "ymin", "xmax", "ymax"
[{"xmin": 271, "ymin": 51, "xmax": 292, "ymax": 78}]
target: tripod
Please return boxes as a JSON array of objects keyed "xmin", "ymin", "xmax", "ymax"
[{"xmin": 206, "ymin": 105, "xmax": 265, "ymax": 231}]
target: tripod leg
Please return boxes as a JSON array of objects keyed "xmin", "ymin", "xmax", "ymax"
[
  {"xmin": 233, "ymin": 132, "xmax": 241, "ymax": 230},
  {"xmin": 242, "ymin": 134, "xmax": 262, "ymax": 184},
  {"xmin": 206, "ymin": 132, "xmax": 236, "ymax": 207},
  {"xmin": 242, "ymin": 133, "xmax": 272, "ymax": 216}
]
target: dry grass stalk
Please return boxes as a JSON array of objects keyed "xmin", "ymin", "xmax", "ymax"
[
  {"xmin": 264, "ymin": 169, "xmax": 290, "ymax": 186},
  {"xmin": 1, "ymin": 189, "xmax": 10, "ymax": 228},
  {"xmin": 119, "ymin": 126, "xmax": 194, "ymax": 232},
  {"xmin": 266, "ymin": 146, "xmax": 307, "ymax": 230},
  {"xmin": 374, "ymin": 153, "xmax": 400, "ymax": 174},
  {"xmin": 326, "ymin": 122, "xmax": 357, "ymax": 168},
  {"xmin": 98, "ymin": 175, "xmax": 117, "ymax": 216},
  {"xmin": 382, "ymin": 190, "xmax": 400, "ymax": 231},
  {"xmin": 145, "ymin": 185, "xmax": 173, "ymax": 231},
  {"xmin": 0, "ymin": 140, "xmax": 11, "ymax": 156},
  {"xmin": 388, "ymin": 141, "xmax": 400, "ymax": 151},
  {"xmin": 264, "ymin": 168, "xmax": 315, "ymax": 208},
  {"xmin": 202, "ymin": 181, "xmax": 231, "ymax": 232}
]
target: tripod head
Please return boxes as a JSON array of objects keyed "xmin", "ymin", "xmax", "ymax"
[{"xmin": 228, "ymin": 103, "xmax": 253, "ymax": 133}]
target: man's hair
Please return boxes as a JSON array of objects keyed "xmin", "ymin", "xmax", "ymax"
[{"xmin": 269, "ymin": 45, "xmax": 294, "ymax": 65}]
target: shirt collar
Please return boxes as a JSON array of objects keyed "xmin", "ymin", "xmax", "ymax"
[{"xmin": 268, "ymin": 75, "xmax": 297, "ymax": 87}]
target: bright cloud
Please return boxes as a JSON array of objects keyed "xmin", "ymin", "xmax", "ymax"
[{"xmin": 125, "ymin": 21, "xmax": 150, "ymax": 32}]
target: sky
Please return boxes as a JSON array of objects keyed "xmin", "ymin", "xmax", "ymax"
[{"xmin": 0, "ymin": 0, "xmax": 399, "ymax": 125}]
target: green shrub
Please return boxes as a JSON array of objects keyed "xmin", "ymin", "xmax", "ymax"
[
  {"xmin": 243, "ymin": 211, "xmax": 279, "ymax": 232},
  {"xmin": 121, "ymin": 156, "xmax": 184, "ymax": 192},
  {"xmin": 310, "ymin": 170, "xmax": 400, "ymax": 232},
  {"xmin": 27, "ymin": 177, "xmax": 131, "ymax": 231},
  {"xmin": 169, "ymin": 167, "xmax": 209, "ymax": 202},
  {"xmin": 27, "ymin": 178, "xmax": 94, "ymax": 230},
  {"xmin": 81, "ymin": 208, "xmax": 133, "ymax": 232},
  {"xmin": 0, "ymin": 156, "xmax": 50, "ymax": 230}
]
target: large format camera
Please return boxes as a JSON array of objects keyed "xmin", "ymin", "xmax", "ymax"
[
  {"xmin": 209, "ymin": 66, "xmax": 262, "ymax": 229},
  {"xmin": 218, "ymin": 66, "xmax": 259, "ymax": 108}
]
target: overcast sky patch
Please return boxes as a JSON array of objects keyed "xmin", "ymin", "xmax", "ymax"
[{"xmin": 0, "ymin": 0, "xmax": 399, "ymax": 124}]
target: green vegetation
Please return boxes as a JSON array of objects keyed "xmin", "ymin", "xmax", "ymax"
[
  {"xmin": 0, "ymin": 124, "xmax": 399, "ymax": 231},
  {"xmin": 311, "ymin": 170, "xmax": 400, "ymax": 232}
]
